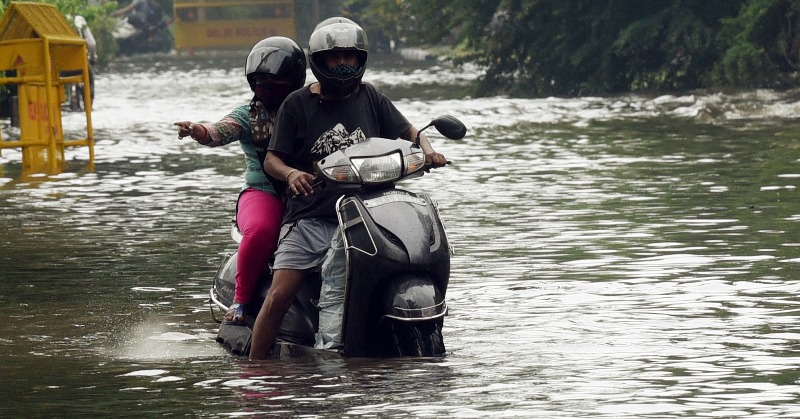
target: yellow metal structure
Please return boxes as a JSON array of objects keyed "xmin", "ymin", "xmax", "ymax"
[
  {"xmin": 0, "ymin": 2, "xmax": 94, "ymax": 174},
  {"xmin": 173, "ymin": 0, "xmax": 297, "ymax": 52}
]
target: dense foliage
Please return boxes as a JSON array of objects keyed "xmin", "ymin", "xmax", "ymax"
[
  {"xmin": 3, "ymin": 0, "xmax": 797, "ymax": 97},
  {"xmin": 346, "ymin": 0, "xmax": 800, "ymax": 97}
]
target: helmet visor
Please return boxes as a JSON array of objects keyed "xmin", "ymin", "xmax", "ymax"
[
  {"xmin": 309, "ymin": 22, "xmax": 368, "ymax": 54},
  {"xmin": 246, "ymin": 48, "xmax": 296, "ymax": 78}
]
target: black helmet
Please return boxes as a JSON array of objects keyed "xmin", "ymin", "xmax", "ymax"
[
  {"xmin": 245, "ymin": 36, "xmax": 306, "ymax": 92},
  {"xmin": 308, "ymin": 20, "xmax": 368, "ymax": 97}
]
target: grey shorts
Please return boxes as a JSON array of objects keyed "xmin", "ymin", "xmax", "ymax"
[{"xmin": 273, "ymin": 218, "xmax": 339, "ymax": 271}]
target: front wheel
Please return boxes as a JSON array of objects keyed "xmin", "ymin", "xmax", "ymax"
[{"xmin": 391, "ymin": 321, "xmax": 445, "ymax": 357}]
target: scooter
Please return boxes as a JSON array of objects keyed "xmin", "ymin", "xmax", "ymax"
[{"xmin": 209, "ymin": 115, "xmax": 467, "ymax": 358}]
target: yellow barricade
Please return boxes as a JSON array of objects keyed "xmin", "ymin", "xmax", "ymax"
[{"xmin": 0, "ymin": 2, "xmax": 94, "ymax": 175}]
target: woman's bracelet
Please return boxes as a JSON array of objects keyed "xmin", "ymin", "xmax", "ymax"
[
  {"xmin": 285, "ymin": 168, "xmax": 298, "ymax": 183},
  {"xmin": 191, "ymin": 124, "xmax": 211, "ymax": 145}
]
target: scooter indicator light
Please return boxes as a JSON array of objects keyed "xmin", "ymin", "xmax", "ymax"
[
  {"xmin": 324, "ymin": 165, "xmax": 359, "ymax": 182},
  {"xmin": 405, "ymin": 150, "xmax": 425, "ymax": 174}
]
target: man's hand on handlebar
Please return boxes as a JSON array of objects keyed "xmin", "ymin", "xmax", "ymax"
[
  {"xmin": 287, "ymin": 169, "xmax": 315, "ymax": 197},
  {"xmin": 425, "ymin": 151, "xmax": 448, "ymax": 169}
]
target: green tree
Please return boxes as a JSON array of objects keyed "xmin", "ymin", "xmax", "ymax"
[
  {"xmin": 715, "ymin": 0, "xmax": 800, "ymax": 86},
  {"xmin": 346, "ymin": 0, "xmax": 800, "ymax": 97}
]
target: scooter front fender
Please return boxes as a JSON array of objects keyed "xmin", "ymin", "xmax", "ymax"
[{"xmin": 381, "ymin": 275, "xmax": 447, "ymax": 323}]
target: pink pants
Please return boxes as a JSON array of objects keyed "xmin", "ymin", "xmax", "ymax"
[{"xmin": 234, "ymin": 188, "xmax": 284, "ymax": 305}]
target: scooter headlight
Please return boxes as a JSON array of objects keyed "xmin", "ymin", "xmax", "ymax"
[{"xmin": 352, "ymin": 153, "xmax": 403, "ymax": 184}]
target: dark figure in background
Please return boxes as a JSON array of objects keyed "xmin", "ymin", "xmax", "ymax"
[
  {"xmin": 113, "ymin": 0, "xmax": 158, "ymax": 28},
  {"xmin": 113, "ymin": 0, "xmax": 171, "ymax": 55},
  {"xmin": 73, "ymin": 15, "xmax": 96, "ymax": 104},
  {"xmin": 61, "ymin": 14, "xmax": 96, "ymax": 111}
]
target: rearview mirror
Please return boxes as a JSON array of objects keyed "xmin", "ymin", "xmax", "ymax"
[
  {"xmin": 415, "ymin": 115, "xmax": 467, "ymax": 145},
  {"xmin": 432, "ymin": 115, "xmax": 467, "ymax": 140}
]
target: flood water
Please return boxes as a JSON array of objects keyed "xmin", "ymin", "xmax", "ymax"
[{"xmin": 2, "ymin": 52, "xmax": 800, "ymax": 417}]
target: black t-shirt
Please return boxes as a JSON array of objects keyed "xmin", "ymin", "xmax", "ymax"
[{"xmin": 269, "ymin": 82, "xmax": 412, "ymax": 223}]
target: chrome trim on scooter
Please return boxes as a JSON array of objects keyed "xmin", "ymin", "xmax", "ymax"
[
  {"xmin": 382, "ymin": 301, "xmax": 448, "ymax": 322},
  {"xmin": 337, "ymin": 196, "xmax": 379, "ymax": 257},
  {"xmin": 209, "ymin": 288, "xmax": 227, "ymax": 311}
]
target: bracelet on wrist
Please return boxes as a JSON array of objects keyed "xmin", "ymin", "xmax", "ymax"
[
  {"xmin": 285, "ymin": 168, "xmax": 298, "ymax": 183},
  {"xmin": 191, "ymin": 124, "xmax": 211, "ymax": 145}
]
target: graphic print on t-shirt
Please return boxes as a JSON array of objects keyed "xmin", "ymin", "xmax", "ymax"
[{"xmin": 311, "ymin": 123, "xmax": 366, "ymax": 156}]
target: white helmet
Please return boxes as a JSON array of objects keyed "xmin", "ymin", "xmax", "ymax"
[{"xmin": 308, "ymin": 19, "xmax": 368, "ymax": 97}]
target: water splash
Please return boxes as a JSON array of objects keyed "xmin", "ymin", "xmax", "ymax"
[{"xmin": 112, "ymin": 315, "xmax": 221, "ymax": 361}]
